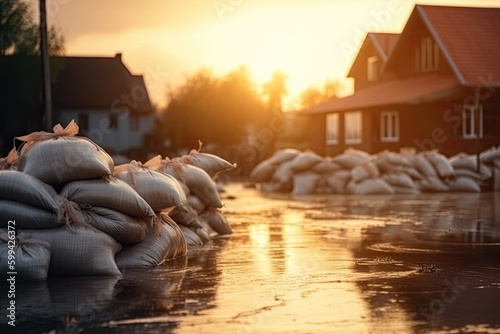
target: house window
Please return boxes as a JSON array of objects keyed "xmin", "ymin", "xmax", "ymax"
[
  {"xmin": 416, "ymin": 37, "xmax": 439, "ymax": 72},
  {"xmin": 462, "ymin": 104, "xmax": 483, "ymax": 139},
  {"xmin": 326, "ymin": 113, "xmax": 339, "ymax": 145},
  {"xmin": 380, "ymin": 111, "xmax": 399, "ymax": 142},
  {"xmin": 345, "ymin": 111, "xmax": 362, "ymax": 145},
  {"xmin": 367, "ymin": 56, "xmax": 379, "ymax": 81}
]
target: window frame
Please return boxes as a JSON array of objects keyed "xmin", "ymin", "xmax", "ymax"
[
  {"xmin": 380, "ymin": 111, "xmax": 399, "ymax": 143},
  {"xmin": 462, "ymin": 104, "xmax": 483, "ymax": 139},
  {"xmin": 344, "ymin": 111, "xmax": 362, "ymax": 145},
  {"xmin": 325, "ymin": 113, "xmax": 339, "ymax": 145},
  {"xmin": 416, "ymin": 37, "xmax": 439, "ymax": 72}
]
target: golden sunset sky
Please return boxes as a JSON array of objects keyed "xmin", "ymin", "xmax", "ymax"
[{"xmin": 30, "ymin": 0, "xmax": 499, "ymax": 110}]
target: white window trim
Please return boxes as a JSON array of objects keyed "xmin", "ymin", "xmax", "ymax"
[
  {"xmin": 326, "ymin": 113, "xmax": 339, "ymax": 145},
  {"xmin": 463, "ymin": 104, "xmax": 483, "ymax": 139},
  {"xmin": 380, "ymin": 111, "xmax": 399, "ymax": 143},
  {"xmin": 345, "ymin": 111, "xmax": 362, "ymax": 145},
  {"xmin": 416, "ymin": 37, "xmax": 439, "ymax": 72}
]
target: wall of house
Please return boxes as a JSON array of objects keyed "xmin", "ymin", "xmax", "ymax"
[{"xmin": 57, "ymin": 109, "xmax": 155, "ymax": 155}]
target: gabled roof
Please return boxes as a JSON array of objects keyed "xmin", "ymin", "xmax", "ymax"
[
  {"xmin": 368, "ymin": 33, "xmax": 400, "ymax": 63},
  {"xmin": 51, "ymin": 54, "xmax": 153, "ymax": 113},
  {"xmin": 384, "ymin": 5, "xmax": 500, "ymax": 87},
  {"xmin": 347, "ymin": 32, "xmax": 399, "ymax": 78},
  {"xmin": 299, "ymin": 75, "xmax": 460, "ymax": 114}
]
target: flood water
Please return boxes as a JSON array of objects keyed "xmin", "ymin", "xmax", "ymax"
[{"xmin": 2, "ymin": 182, "xmax": 500, "ymax": 334}]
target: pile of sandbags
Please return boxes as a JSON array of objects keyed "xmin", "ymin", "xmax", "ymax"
[
  {"xmin": 0, "ymin": 120, "xmax": 235, "ymax": 280},
  {"xmin": 251, "ymin": 147, "xmax": 500, "ymax": 195}
]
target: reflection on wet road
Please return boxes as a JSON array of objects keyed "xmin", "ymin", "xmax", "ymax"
[{"xmin": 1, "ymin": 183, "xmax": 499, "ymax": 333}]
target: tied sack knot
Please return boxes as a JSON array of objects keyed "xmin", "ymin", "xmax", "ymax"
[
  {"xmin": 16, "ymin": 119, "xmax": 79, "ymax": 154},
  {"xmin": 57, "ymin": 198, "xmax": 91, "ymax": 231}
]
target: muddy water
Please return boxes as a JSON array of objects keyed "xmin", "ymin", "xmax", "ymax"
[{"xmin": 2, "ymin": 183, "xmax": 500, "ymax": 334}]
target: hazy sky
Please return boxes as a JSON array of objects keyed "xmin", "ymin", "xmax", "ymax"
[{"xmin": 30, "ymin": 0, "xmax": 500, "ymax": 109}]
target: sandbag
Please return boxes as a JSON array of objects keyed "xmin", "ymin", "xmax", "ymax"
[
  {"xmin": 372, "ymin": 151, "xmax": 411, "ymax": 172},
  {"xmin": 417, "ymin": 176, "xmax": 450, "ymax": 192},
  {"xmin": 197, "ymin": 227, "xmax": 211, "ymax": 243},
  {"xmin": 0, "ymin": 170, "xmax": 60, "ymax": 211},
  {"xmin": 187, "ymin": 194, "xmax": 206, "ymax": 214},
  {"xmin": 78, "ymin": 206, "xmax": 148, "ymax": 244},
  {"xmin": 152, "ymin": 158, "xmax": 223, "ymax": 208},
  {"xmin": 289, "ymin": 152, "xmax": 324, "ymax": 172},
  {"xmin": 18, "ymin": 137, "xmax": 114, "ymax": 187},
  {"xmin": 327, "ymin": 170, "xmax": 351, "ymax": 194},
  {"xmin": 424, "ymin": 152, "xmax": 454, "ymax": 179},
  {"xmin": 292, "ymin": 171, "xmax": 321, "ymax": 195},
  {"xmin": 350, "ymin": 178, "xmax": 394, "ymax": 195},
  {"xmin": 0, "ymin": 148, "xmax": 19, "ymax": 170},
  {"xmin": 267, "ymin": 148, "xmax": 301, "ymax": 165},
  {"xmin": 383, "ymin": 172, "xmax": 418, "ymax": 189},
  {"xmin": 271, "ymin": 159, "xmax": 295, "ymax": 184},
  {"xmin": 115, "ymin": 164, "xmax": 186, "ymax": 211},
  {"xmin": 0, "ymin": 200, "xmax": 59, "ymax": 229},
  {"xmin": 449, "ymin": 154, "xmax": 477, "ymax": 171},
  {"xmin": 261, "ymin": 181, "xmax": 292, "ymax": 193},
  {"xmin": 60, "ymin": 177, "xmax": 155, "ymax": 219},
  {"xmin": 449, "ymin": 176, "xmax": 481, "ymax": 193},
  {"xmin": 0, "ymin": 230, "xmax": 51, "ymax": 281},
  {"xmin": 181, "ymin": 149, "xmax": 236, "ymax": 178},
  {"xmin": 331, "ymin": 149, "xmax": 371, "ymax": 169},
  {"xmin": 200, "ymin": 208, "xmax": 233, "ymax": 235},
  {"xmin": 169, "ymin": 204, "xmax": 204, "ymax": 229},
  {"xmin": 115, "ymin": 215, "xmax": 187, "ymax": 268},
  {"xmin": 27, "ymin": 226, "xmax": 122, "ymax": 276},
  {"xmin": 312, "ymin": 160, "xmax": 342, "ymax": 174},
  {"xmin": 480, "ymin": 146, "xmax": 500, "ymax": 165},
  {"xmin": 453, "ymin": 168, "xmax": 483, "ymax": 181},
  {"xmin": 350, "ymin": 161, "xmax": 379, "ymax": 183},
  {"xmin": 407, "ymin": 154, "xmax": 437, "ymax": 177},
  {"xmin": 250, "ymin": 160, "xmax": 276, "ymax": 182},
  {"xmin": 179, "ymin": 225, "xmax": 204, "ymax": 248}
]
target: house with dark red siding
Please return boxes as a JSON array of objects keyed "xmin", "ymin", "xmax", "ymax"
[{"xmin": 297, "ymin": 5, "xmax": 500, "ymax": 158}]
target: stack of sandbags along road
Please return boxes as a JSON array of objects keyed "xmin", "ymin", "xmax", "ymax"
[
  {"xmin": 141, "ymin": 148, "xmax": 236, "ymax": 248},
  {"xmin": 250, "ymin": 147, "xmax": 500, "ymax": 195},
  {"xmin": 0, "ymin": 120, "xmax": 231, "ymax": 280}
]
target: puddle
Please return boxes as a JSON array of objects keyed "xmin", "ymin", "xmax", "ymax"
[{"xmin": 1, "ymin": 183, "xmax": 499, "ymax": 333}]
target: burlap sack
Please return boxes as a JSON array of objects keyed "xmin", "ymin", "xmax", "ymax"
[
  {"xmin": 27, "ymin": 226, "xmax": 122, "ymax": 276},
  {"xmin": 200, "ymin": 208, "xmax": 233, "ymax": 235},
  {"xmin": 250, "ymin": 160, "xmax": 276, "ymax": 183},
  {"xmin": 0, "ymin": 200, "xmax": 59, "ymax": 229},
  {"xmin": 179, "ymin": 224, "xmax": 204, "ymax": 249},
  {"xmin": 60, "ymin": 177, "xmax": 155, "ymax": 219},
  {"xmin": 150, "ymin": 157, "xmax": 223, "ymax": 208},
  {"xmin": 292, "ymin": 171, "xmax": 321, "ymax": 195},
  {"xmin": 115, "ymin": 215, "xmax": 187, "ymax": 268},
  {"xmin": 289, "ymin": 152, "xmax": 324, "ymax": 172},
  {"xmin": 18, "ymin": 137, "xmax": 114, "ymax": 187},
  {"xmin": 181, "ymin": 149, "xmax": 236, "ymax": 178},
  {"xmin": 79, "ymin": 206, "xmax": 148, "ymax": 244},
  {"xmin": 0, "ymin": 170, "xmax": 60, "ymax": 211},
  {"xmin": 0, "ymin": 230, "xmax": 51, "ymax": 281},
  {"xmin": 114, "ymin": 163, "xmax": 186, "ymax": 211}
]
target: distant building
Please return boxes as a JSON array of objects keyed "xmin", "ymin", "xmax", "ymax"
[
  {"xmin": 0, "ymin": 53, "xmax": 155, "ymax": 158},
  {"xmin": 297, "ymin": 5, "xmax": 500, "ymax": 157}
]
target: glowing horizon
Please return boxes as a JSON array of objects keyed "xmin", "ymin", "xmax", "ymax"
[{"xmin": 36, "ymin": 0, "xmax": 500, "ymax": 110}]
